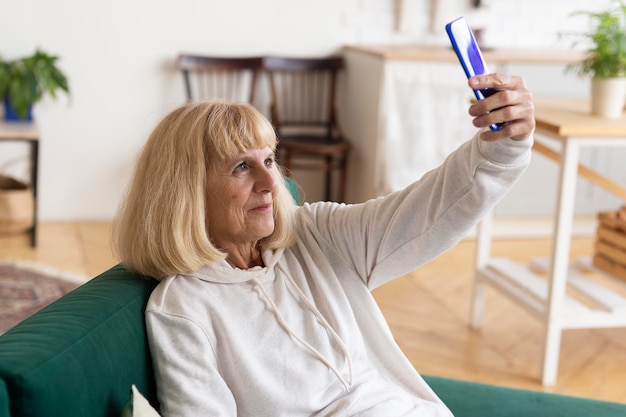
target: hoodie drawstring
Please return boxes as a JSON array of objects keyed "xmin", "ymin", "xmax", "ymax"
[{"xmin": 251, "ymin": 265, "xmax": 354, "ymax": 391}]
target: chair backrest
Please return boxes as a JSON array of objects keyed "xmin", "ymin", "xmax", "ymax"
[
  {"xmin": 177, "ymin": 54, "xmax": 264, "ymax": 103},
  {"xmin": 263, "ymin": 56, "xmax": 344, "ymax": 138}
]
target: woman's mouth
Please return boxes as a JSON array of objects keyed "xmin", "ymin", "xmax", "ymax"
[{"xmin": 251, "ymin": 203, "xmax": 272, "ymax": 211}]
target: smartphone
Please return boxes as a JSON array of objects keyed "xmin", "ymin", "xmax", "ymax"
[{"xmin": 445, "ymin": 16, "xmax": 502, "ymax": 131}]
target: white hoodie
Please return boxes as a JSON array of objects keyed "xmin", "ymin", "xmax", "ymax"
[{"xmin": 146, "ymin": 132, "xmax": 532, "ymax": 416}]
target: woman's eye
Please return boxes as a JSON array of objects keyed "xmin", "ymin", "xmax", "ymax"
[
  {"xmin": 264, "ymin": 158, "xmax": 274, "ymax": 168},
  {"xmin": 234, "ymin": 162, "xmax": 248, "ymax": 172}
]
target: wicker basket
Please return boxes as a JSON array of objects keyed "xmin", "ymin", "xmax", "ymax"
[
  {"xmin": 593, "ymin": 209, "xmax": 626, "ymax": 281},
  {"xmin": 0, "ymin": 174, "xmax": 34, "ymax": 234}
]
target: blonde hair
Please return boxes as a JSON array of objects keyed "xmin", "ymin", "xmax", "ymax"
[{"xmin": 112, "ymin": 100, "xmax": 296, "ymax": 279}]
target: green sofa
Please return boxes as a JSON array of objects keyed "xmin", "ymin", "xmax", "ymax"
[{"xmin": 1, "ymin": 264, "xmax": 625, "ymax": 417}]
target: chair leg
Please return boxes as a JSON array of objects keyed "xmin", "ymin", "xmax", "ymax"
[
  {"xmin": 283, "ymin": 149, "xmax": 293, "ymax": 176},
  {"xmin": 278, "ymin": 149, "xmax": 348, "ymax": 202},
  {"xmin": 338, "ymin": 153, "xmax": 348, "ymax": 203},
  {"xmin": 324, "ymin": 155, "xmax": 333, "ymax": 201}
]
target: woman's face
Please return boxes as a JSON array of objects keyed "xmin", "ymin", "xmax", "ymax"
[{"xmin": 205, "ymin": 147, "xmax": 278, "ymax": 249}]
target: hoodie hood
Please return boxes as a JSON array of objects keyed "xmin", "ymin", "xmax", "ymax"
[
  {"xmin": 180, "ymin": 246, "xmax": 353, "ymax": 391},
  {"xmin": 181, "ymin": 247, "xmax": 285, "ymax": 284}
]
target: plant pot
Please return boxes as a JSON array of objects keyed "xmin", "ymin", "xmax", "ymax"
[
  {"xmin": 590, "ymin": 77, "xmax": 626, "ymax": 118},
  {"xmin": 3, "ymin": 96, "xmax": 33, "ymax": 121}
]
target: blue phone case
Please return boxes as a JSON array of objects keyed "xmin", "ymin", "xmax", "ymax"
[{"xmin": 445, "ymin": 17, "xmax": 502, "ymax": 131}]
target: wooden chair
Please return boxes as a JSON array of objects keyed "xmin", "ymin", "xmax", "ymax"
[
  {"xmin": 177, "ymin": 54, "xmax": 264, "ymax": 103},
  {"xmin": 263, "ymin": 56, "xmax": 351, "ymax": 202}
]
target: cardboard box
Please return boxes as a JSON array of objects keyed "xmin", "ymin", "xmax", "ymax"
[{"xmin": 593, "ymin": 210, "xmax": 626, "ymax": 281}]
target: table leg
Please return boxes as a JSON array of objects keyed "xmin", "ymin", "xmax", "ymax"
[
  {"xmin": 30, "ymin": 140, "xmax": 38, "ymax": 247},
  {"xmin": 470, "ymin": 209, "xmax": 493, "ymax": 329},
  {"xmin": 541, "ymin": 138, "xmax": 580, "ymax": 385}
]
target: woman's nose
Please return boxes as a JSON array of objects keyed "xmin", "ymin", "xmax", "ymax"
[{"xmin": 255, "ymin": 167, "xmax": 278, "ymax": 193}]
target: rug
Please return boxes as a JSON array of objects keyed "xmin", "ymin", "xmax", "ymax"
[{"xmin": 0, "ymin": 260, "xmax": 85, "ymax": 334}]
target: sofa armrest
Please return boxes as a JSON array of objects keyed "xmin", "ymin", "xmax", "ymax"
[
  {"xmin": 423, "ymin": 375, "xmax": 626, "ymax": 417},
  {"xmin": 0, "ymin": 378, "xmax": 9, "ymax": 417},
  {"xmin": 0, "ymin": 264, "xmax": 158, "ymax": 417}
]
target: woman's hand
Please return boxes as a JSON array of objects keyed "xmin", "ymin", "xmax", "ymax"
[{"xmin": 468, "ymin": 74, "xmax": 535, "ymax": 141}]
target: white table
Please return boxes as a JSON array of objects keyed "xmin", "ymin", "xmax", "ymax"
[{"xmin": 471, "ymin": 98, "xmax": 626, "ymax": 385}]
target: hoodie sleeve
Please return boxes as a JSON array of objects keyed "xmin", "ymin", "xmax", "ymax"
[{"xmin": 301, "ymin": 131, "xmax": 533, "ymax": 289}]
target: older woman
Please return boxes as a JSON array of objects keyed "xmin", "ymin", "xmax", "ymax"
[{"xmin": 113, "ymin": 73, "xmax": 534, "ymax": 416}]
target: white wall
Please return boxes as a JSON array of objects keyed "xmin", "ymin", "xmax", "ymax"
[{"xmin": 0, "ymin": 0, "xmax": 618, "ymax": 221}]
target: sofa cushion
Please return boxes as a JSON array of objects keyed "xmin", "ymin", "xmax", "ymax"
[{"xmin": 0, "ymin": 264, "xmax": 158, "ymax": 417}]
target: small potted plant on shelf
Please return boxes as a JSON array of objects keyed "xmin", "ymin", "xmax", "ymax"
[
  {"xmin": 564, "ymin": 0, "xmax": 626, "ymax": 118},
  {"xmin": 0, "ymin": 48, "xmax": 70, "ymax": 121}
]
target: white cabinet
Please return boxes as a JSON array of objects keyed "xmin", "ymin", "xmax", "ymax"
[{"xmin": 340, "ymin": 45, "xmax": 593, "ymax": 212}]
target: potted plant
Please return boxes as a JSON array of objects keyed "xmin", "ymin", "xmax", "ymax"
[
  {"xmin": 0, "ymin": 48, "xmax": 70, "ymax": 121},
  {"xmin": 565, "ymin": 0, "xmax": 626, "ymax": 118}
]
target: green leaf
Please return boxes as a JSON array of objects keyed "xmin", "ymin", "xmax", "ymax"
[
  {"xmin": 564, "ymin": 0, "xmax": 626, "ymax": 78},
  {"xmin": 0, "ymin": 48, "xmax": 70, "ymax": 118}
]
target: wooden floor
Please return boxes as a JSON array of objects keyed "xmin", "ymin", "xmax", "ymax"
[{"xmin": 1, "ymin": 221, "xmax": 625, "ymax": 404}]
